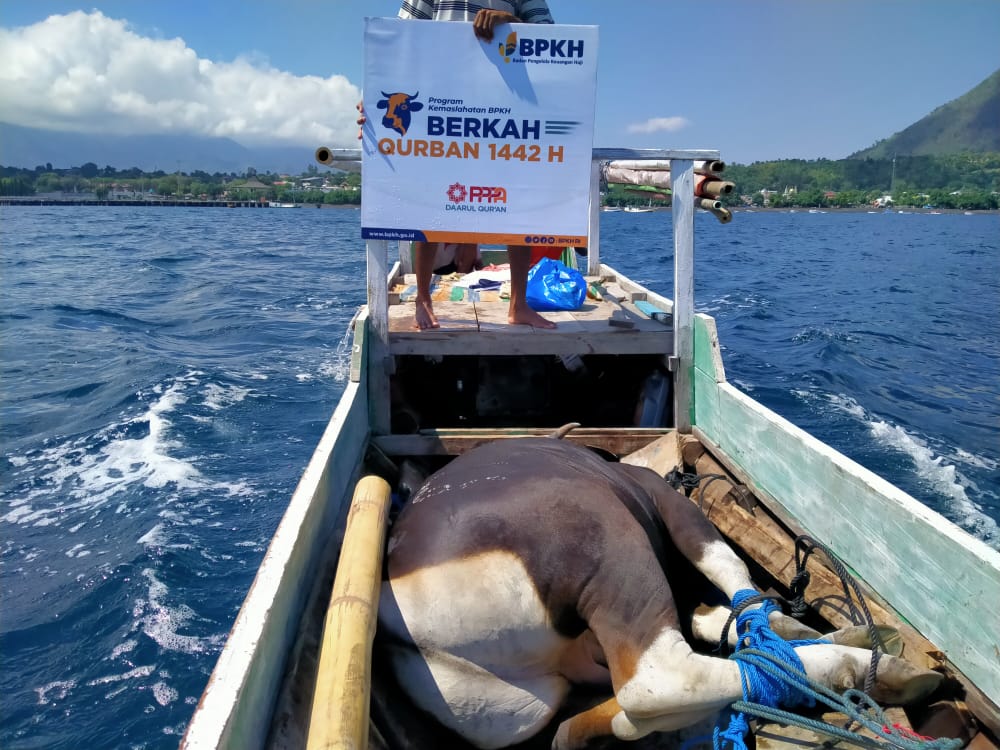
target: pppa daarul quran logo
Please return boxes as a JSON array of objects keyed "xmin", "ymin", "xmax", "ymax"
[
  {"xmin": 446, "ymin": 182, "xmax": 508, "ymax": 212},
  {"xmin": 376, "ymin": 91, "xmax": 423, "ymax": 136}
]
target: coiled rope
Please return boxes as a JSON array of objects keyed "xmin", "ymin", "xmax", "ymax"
[{"xmin": 710, "ymin": 590, "xmax": 961, "ymax": 750}]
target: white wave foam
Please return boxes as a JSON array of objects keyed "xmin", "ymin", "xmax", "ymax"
[
  {"xmin": 202, "ymin": 383, "xmax": 251, "ymax": 411},
  {"xmin": 3, "ymin": 374, "xmax": 208, "ymax": 528},
  {"xmin": 135, "ymin": 569, "xmax": 222, "ymax": 655},
  {"xmin": 138, "ymin": 523, "xmax": 167, "ymax": 547},
  {"xmin": 152, "ymin": 681, "xmax": 179, "ymax": 706},
  {"xmin": 825, "ymin": 393, "xmax": 867, "ymax": 420},
  {"xmin": 35, "ymin": 679, "xmax": 76, "ymax": 705},
  {"xmin": 86, "ymin": 664, "xmax": 155, "ymax": 686},
  {"xmin": 110, "ymin": 639, "xmax": 138, "ymax": 659},
  {"xmin": 826, "ymin": 393, "xmax": 999, "ymax": 544}
]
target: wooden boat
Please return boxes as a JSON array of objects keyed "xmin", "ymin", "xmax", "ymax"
[{"xmin": 181, "ymin": 148, "xmax": 1000, "ymax": 750}]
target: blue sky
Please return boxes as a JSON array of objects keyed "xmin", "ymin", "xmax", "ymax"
[{"xmin": 1, "ymin": 1, "xmax": 998, "ymax": 164}]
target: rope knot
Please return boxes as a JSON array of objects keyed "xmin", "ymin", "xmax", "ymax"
[
  {"xmin": 730, "ymin": 590, "xmax": 814, "ymax": 710},
  {"xmin": 788, "ymin": 569, "xmax": 811, "ymax": 619}
]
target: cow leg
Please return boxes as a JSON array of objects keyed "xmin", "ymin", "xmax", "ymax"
[
  {"xmin": 619, "ymin": 467, "xmax": 758, "ymax": 598},
  {"xmin": 691, "ymin": 603, "xmax": 824, "ymax": 647},
  {"xmin": 552, "ymin": 696, "xmax": 620, "ymax": 750},
  {"xmin": 554, "ymin": 694, "xmax": 720, "ymax": 749}
]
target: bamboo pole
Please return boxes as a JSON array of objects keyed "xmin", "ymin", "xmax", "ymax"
[{"xmin": 306, "ymin": 475, "xmax": 392, "ymax": 750}]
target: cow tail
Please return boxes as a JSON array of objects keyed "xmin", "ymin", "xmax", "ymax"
[{"xmin": 548, "ymin": 423, "xmax": 581, "ymax": 440}]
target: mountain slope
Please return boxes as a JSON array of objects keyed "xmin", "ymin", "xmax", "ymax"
[
  {"xmin": 851, "ymin": 69, "xmax": 1000, "ymax": 158},
  {"xmin": 0, "ymin": 123, "xmax": 319, "ymax": 174}
]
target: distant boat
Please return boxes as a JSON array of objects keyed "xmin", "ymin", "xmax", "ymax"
[
  {"xmin": 624, "ymin": 205, "xmax": 655, "ymax": 213},
  {"xmin": 270, "ymin": 202, "xmax": 298, "ymax": 208},
  {"xmin": 601, "ymin": 206, "xmax": 623, "ymax": 212}
]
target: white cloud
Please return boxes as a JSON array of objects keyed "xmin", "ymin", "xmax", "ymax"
[
  {"xmin": 626, "ymin": 117, "xmax": 691, "ymax": 135},
  {"xmin": 0, "ymin": 11, "xmax": 361, "ymax": 147}
]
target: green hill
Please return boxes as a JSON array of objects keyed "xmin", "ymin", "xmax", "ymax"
[{"xmin": 851, "ymin": 69, "xmax": 1000, "ymax": 158}]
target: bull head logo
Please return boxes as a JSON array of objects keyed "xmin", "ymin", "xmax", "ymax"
[
  {"xmin": 498, "ymin": 32, "xmax": 517, "ymax": 63},
  {"xmin": 377, "ymin": 91, "xmax": 423, "ymax": 136}
]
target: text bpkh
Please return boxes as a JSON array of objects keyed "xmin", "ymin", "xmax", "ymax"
[{"xmin": 517, "ymin": 38, "xmax": 585, "ymax": 58}]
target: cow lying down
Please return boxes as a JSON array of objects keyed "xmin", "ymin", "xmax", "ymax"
[{"xmin": 377, "ymin": 437, "xmax": 941, "ymax": 749}]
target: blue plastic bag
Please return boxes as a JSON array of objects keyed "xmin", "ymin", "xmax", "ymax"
[{"xmin": 525, "ymin": 257, "xmax": 587, "ymax": 312}]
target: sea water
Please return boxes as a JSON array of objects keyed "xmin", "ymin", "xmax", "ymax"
[{"xmin": 1, "ymin": 206, "xmax": 997, "ymax": 748}]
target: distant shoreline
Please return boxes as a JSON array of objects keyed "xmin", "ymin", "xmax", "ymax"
[
  {"xmin": 0, "ymin": 198, "xmax": 360, "ymax": 209},
  {"xmin": 1, "ymin": 198, "xmax": 996, "ymax": 215}
]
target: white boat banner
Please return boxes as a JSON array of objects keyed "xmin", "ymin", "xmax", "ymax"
[{"xmin": 360, "ymin": 17, "xmax": 597, "ymax": 247}]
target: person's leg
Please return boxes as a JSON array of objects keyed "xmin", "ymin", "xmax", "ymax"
[
  {"xmin": 413, "ymin": 241, "xmax": 439, "ymax": 330},
  {"xmin": 507, "ymin": 245, "xmax": 556, "ymax": 328},
  {"xmin": 454, "ymin": 243, "xmax": 480, "ymax": 273}
]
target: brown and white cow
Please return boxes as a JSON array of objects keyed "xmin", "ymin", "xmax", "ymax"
[{"xmin": 377, "ymin": 437, "xmax": 940, "ymax": 749}]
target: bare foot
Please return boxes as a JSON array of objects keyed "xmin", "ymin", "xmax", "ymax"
[
  {"xmin": 509, "ymin": 304, "xmax": 557, "ymax": 329},
  {"xmin": 414, "ymin": 297, "xmax": 439, "ymax": 330}
]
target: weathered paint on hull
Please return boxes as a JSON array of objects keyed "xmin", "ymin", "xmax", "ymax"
[{"xmin": 692, "ymin": 312, "xmax": 1000, "ymax": 710}]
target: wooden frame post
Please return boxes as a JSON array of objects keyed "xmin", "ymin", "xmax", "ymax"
[
  {"xmin": 587, "ymin": 159, "xmax": 602, "ymax": 276},
  {"xmin": 671, "ymin": 159, "xmax": 695, "ymax": 433},
  {"xmin": 366, "ymin": 239, "xmax": 391, "ymax": 434}
]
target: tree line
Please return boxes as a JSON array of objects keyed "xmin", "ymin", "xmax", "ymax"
[
  {"xmin": 724, "ymin": 153, "xmax": 1000, "ymax": 210},
  {"xmin": 3, "ymin": 153, "xmax": 999, "ymax": 209},
  {"xmin": 0, "ymin": 162, "xmax": 362, "ymax": 204}
]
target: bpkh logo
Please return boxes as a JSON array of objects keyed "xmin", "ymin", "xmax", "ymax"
[
  {"xmin": 446, "ymin": 182, "xmax": 508, "ymax": 213},
  {"xmin": 498, "ymin": 32, "xmax": 517, "ymax": 62},
  {"xmin": 376, "ymin": 91, "xmax": 423, "ymax": 136},
  {"xmin": 496, "ymin": 32, "xmax": 585, "ymax": 63}
]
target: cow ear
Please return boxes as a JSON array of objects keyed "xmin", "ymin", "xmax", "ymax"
[
  {"xmin": 409, "ymin": 101, "xmax": 423, "ymax": 112},
  {"xmin": 377, "ymin": 100, "xmax": 389, "ymax": 109}
]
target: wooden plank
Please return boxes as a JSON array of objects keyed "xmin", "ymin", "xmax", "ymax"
[
  {"xmin": 473, "ymin": 300, "xmax": 516, "ymax": 332},
  {"xmin": 368, "ymin": 240, "xmax": 391, "ymax": 435},
  {"xmin": 373, "ymin": 428, "xmax": 671, "ymax": 458},
  {"xmin": 691, "ymin": 366, "xmax": 1000, "ymax": 711},
  {"xmin": 694, "ymin": 313, "xmax": 727, "ymax": 383},
  {"xmin": 388, "ymin": 328, "xmax": 672, "ymax": 356},
  {"xmin": 606, "ymin": 266, "xmax": 674, "ymax": 315},
  {"xmin": 567, "ymin": 301, "xmax": 618, "ymax": 323},
  {"xmin": 620, "ymin": 432, "xmax": 681, "ymax": 475},
  {"xmin": 680, "ymin": 435, "xmax": 936, "ymax": 664},
  {"xmin": 348, "ymin": 309, "xmax": 369, "ymax": 384},
  {"xmin": 387, "ymin": 301, "xmax": 479, "ymax": 333},
  {"xmin": 588, "ymin": 159, "xmax": 601, "ymax": 276},
  {"xmin": 757, "ymin": 708, "xmax": 912, "ymax": 750},
  {"xmin": 542, "ymin": 310, "xmax": 585, "ymax": 332}
]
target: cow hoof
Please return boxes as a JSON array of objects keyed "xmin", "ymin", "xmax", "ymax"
[
  {"xmin": 824, "ymin": 625, "xmax": 903, "ymax": 655},
  {"xmin": 872, "ymin": 653, "xmax": 943, "ymax": 705}
]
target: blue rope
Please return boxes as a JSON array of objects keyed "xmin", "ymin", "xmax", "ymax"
[
  {"xmin": 712, "ymin": 590, "xmax": 962, "ymax": 750},
  {"xmin": 715, "ymin": 589, "xmax": 827, "ymax": 750}
]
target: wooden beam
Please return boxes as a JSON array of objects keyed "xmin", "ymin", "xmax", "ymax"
[
  {"xmin": 373, "ymin": 427, "xmax": 671, "ymax": 458},
  {"xmin": 588, "ymin": 159, "xmax": 602, "ymax": 276},
  {"xmin": 307, "ymin": 476, "xmax": 391, "ymax": 750},
  {"xmin": 672, "ymin": 159, "xmax": 695, "ymax": 433},
  {"xmin": 387, "ymin": 327, "xmax": 672, "ymax": 356}
]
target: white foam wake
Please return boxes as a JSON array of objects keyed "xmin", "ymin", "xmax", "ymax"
[{"xmin": 823, "ymin": 393, "xmax": 999, "ymax": 546}]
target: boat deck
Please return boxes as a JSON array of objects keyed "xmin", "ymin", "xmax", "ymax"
[{"xmin": 387, "ymin": 273, "xmax": 674, "ymax": 356}]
